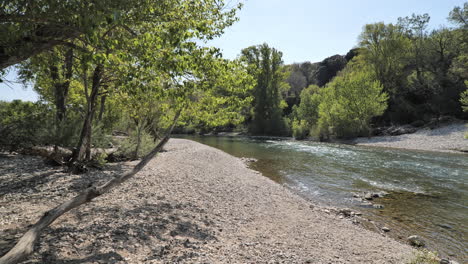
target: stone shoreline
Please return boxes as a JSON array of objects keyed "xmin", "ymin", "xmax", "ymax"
[
  {"xmin": 352, "ymin": 123, "xmax": 468, "ymax": 154},
  {"xmin": 0, "ymin": 139, "xmax": 415, "ymax": 263}
]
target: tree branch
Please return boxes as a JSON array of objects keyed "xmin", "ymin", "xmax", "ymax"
[{"xmin": 0, "ymin": 110, "xmax": 182, "ymax": 264}]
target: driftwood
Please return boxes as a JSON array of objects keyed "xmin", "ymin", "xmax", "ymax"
[{"xmin": 0, "ymin": 112, "xmax": 180, "ymax": 264}]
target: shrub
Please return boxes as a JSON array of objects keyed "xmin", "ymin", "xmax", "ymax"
[
  {"xmin": 114, "ymin": 130, "xmax": 156, "ymax": 160},
  {"xmin": 0, "ymin": 100, "xmax": 51, "ymax": 150},
  {"xmin": 292, "ymin": 120, "xmax": 310, "ymax": 139},
  {"xmin": 407, "ymin": 249, "xmax": 439, "ymax": 264}
]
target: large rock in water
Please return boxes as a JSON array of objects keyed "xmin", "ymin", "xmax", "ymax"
[{"xmin": 407, "ymin": 235, "xmax": 425, "ymax": 247}]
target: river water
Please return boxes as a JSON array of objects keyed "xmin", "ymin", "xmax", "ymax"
[{"xmin": 178, "ymin": 135, "xmax": 468, "ymax": 260}]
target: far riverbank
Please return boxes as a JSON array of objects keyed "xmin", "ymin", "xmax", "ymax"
[{"xmin": 351, "ymin": 123, "xmax": 468, "ymax": 153}]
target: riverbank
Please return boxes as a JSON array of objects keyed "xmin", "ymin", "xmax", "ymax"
[
  {"xmin": 352, "ymin": 123, "xmax": 468, "ymax": 153},
  {"xmin": 0, "ymin": 139, "xmax": 415, "ymax": 263}
]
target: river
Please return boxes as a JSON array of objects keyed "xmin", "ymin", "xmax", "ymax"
[{"xmin": 178, "ymin": 135, "xmax": 467, "ymax": 260}]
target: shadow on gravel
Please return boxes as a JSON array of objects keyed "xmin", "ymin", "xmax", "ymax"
[
  {"xmin": 40, "ymin": 252, "xmax": 125, "ymax": 264},
  {"xmin": 1, "ymin": 201, "xmax": 216, "ymax": 263},
  {"xmin": 0, "ymin": 170, "xmax": 60, "ymax": 195}
]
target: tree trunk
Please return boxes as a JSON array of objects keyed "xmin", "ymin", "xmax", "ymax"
[
  {"xmin": 0, "ymin": 111, "xmax": 180, "ymax": 264},
  {"xmin": 53, "ymin": 48, "xmax": 74, "ymax": 146},
  {"xmin": 97, "ymin": 94, "xmax": 107, "ymax": 122},
  {"xmin": 71, "ymin": 64, "xmax": 103, "ymax": 166},
  {"xmin": 134, "ymin": 124, "xmax": 143, "ymax": 160}
]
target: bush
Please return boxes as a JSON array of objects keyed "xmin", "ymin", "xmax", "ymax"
[
  {"xmin": 0, "ymin": 100, "xmax": 51, "ymax": 150},
  {"xmin": 292, "ymin": 120, "xmax": 310, "ymax": 139},
  {"xmin": 406, "ymin": 249, "xmax": 439, "ymax": 264},
  {"xmin": 114, "ymin": 130, "xmax": 156, "ymax": 160},
  {"xmin": 316, "ymin": 66, "xmax": 388, "ymax": 138}
]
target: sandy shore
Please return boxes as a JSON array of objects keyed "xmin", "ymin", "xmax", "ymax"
[
  {"xmin": 353, "ymin": 123, "xmax": 468, "ymax": 153},
  {"xmin": 0, "ymin": 139, "xmax": 415, "ymax": 263}
]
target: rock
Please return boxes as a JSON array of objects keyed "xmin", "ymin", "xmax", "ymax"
[
  {"xmin": 382, "ymin": 226, "xmax": 390, "ymax": 232},
  {"xmin": 440, "ymin": 260, "xmax": 459, "ymax": 264},
  {"xmin": 387, "ymin": 125, "xmax": 417, "ymax": 136},
  {"xmin": 364, "ymin": 193, "xmax": 373, "ymax": 200},
  {"xmin": 338, "ymin": 208, "xmax": 353, "ymax": 217},
  {"xmin": 240, "ymin": 157, "xmax": 258, "ymax": 163},
  {"xmin": 372, "ymin": 204, "xmax": 384, "ymax": 209},
  {"xmin": 376, "ymin": 191, "xmax": 388, "ymax": 197},
  {"xmin": 437, "ymin": 223, "xmax": 453, "ymax": 230},
  {"xmin": 407, "ymin": 235, "xmax": 425, "ymax": 247},
  {"xmin": 360, "ymin": 202, "xmax": 372, "ymax": 207},
  {"xmin": 438, "ymin": 115, "xmax": 454, "ymax": 123},
  {"xmin": 410, "ymin": 120, "xmax": 425, "ymax": 128},
  {"xmin": 371, "ymin": 127, "xmax": 387, "ymax": 136}
]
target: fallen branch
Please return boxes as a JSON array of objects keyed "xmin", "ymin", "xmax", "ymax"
[{"xmin": 0, "ymin": 111, "xmax": 181, "ymax": 264}]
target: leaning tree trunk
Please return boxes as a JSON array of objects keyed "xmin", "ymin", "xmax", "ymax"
[
  {"xmin": 0, "ymin": 111, "xmax": 181, "ymax": 264},
  {"xmin": 71, "ymin": 64, "xmax": 103, "ymax": 166}
]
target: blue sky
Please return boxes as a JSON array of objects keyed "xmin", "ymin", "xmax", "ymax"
[{"xmin": 1, "ymin": 0, "xmax": 465, "ymax": 101}]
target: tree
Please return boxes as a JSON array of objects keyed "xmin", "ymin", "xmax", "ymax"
[
  {"xmin": 0, "ymin": 1, "xmax": 246, "ymax": 263},
  {"xmin": 448, "ymin": 2, "xmax": 468, "ymax": 29},
  {"xmin": 293, "ymin": 85, "xmax": 321, "ymax": 124},
  {"xmin": 291, "ymin": 85, "xmax": 321, "ymax": 139},
  {"xmin": 316, "ymin": 64, "xmax": 388, "ymax": 138},
  {"xmin": 241, "ymin": 43, "xmax": 289, "ymax": 136},
  {"xmin": 183, "ymin": 59, "xmax": 254, "ymax": 131},
  {"xmin": 0, "ymin": 0, "xmax": 241, "ymax": 70},
  {"xmin": 359, "ymin": 22, "xmax": 410, "ymax": 98}
]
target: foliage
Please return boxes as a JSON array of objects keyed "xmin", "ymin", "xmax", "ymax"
[
  {"xmin": 448, "ymin": 2, "xmax": 468, "ymax": 29},
  {"xmin": 357, "ymin": 7, "xmax": 468, "ymax": 124},
  {"xmin": 461, "ymin": 84, "xmax": 468, "ymax": 113},
  {"xmin": 0, "ymin": 100, "xmax": 51, "ymax": 149},
  {"xmin": 359, "ymin": 22, "xmax": 410, "ymax": 97},
  {"xmin": 290, "ymin": 85, "xmax": 322, "ymax": 139},
  {"xmin": 241, "ymin": 43, "xmax": 290, "ymax": 136},
  {"xmin": 0, "ymin": 0, "xmax": 241, "ymax": 69},
  {"xmin": 182, "ymin": 59, "xmax": 255, "ymax": 131},
  {"xmin": 316, "ymin": 65, "xmax": 388, "ymax": 138},
  {"xmin": 406, "ymin": 249, "xmax": 439, "ymax": 264},
  {"xmin": 5, "ymin": 0, "xmax": 248, "ymax": 162},
  {"xmin": 114, "ymin": 130, "xmax": 156, "ymax": 160},
  {"xmin": 293, "ymin": 85, "xmax": 321, "ymax": 125},
  {"xmin": 292, "ymin": 119, "xmax": 310, "ymax": 140}
]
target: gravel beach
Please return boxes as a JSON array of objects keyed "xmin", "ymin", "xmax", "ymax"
[
  {"xmin": 353, "ymin": 123, "xmax": 468, "ymax": 153},
  {"xmin": 0, "ymin": 139, "xmax": 415, "ymax": 263}
]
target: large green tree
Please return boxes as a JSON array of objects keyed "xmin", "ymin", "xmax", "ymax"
[
  {"xmin": 316, "ymin": 64, "xmax": 388, "ymax": 138},
  {"xmin": 241, "ymin": 43, "xmax": 289, "ymax": 136}
]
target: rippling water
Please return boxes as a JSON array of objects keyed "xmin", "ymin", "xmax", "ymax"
[{"xmin": 178, "ymin": 135, "xmax": 468, "ymax": 260}]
